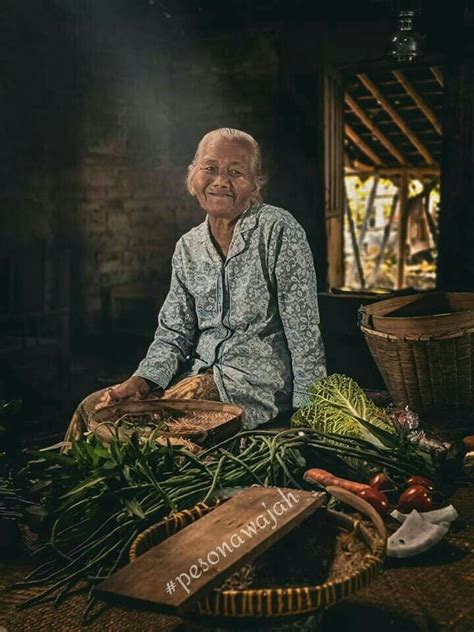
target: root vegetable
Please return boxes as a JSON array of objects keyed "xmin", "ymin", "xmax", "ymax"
[{"xmin": 303, "ymin": 469, "xmax": 370, "ymax": 494}]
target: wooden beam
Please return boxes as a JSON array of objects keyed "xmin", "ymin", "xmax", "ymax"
[
  {"xmin": 345, "ymin": 166, "xmax": 440, "ymax": 177},
  {"xmin": 345, "ymin": 123, "xmax": 383, "ymax": 166},
  {"xmin": 396, "ymin": 173, "xmax": 409, "ymax": 289},
  {"xmin": 357, "ymin": 73, "xmax": 436, "ymax": 166},
  {"xmin": 430, "ymin": 66, "xmax": 444, "ymax": 88},
  {"xmin": 392, "ymin": 70, "xmax": 442, "ymax": 136},
  {"xmin": 345, "ymin": 93, "xmax": 407, "ymax": 165}
]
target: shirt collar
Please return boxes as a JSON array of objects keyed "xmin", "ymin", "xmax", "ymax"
[{"xmin": 204, "ymin": 201, "xmax": 260, "ymax": 235}]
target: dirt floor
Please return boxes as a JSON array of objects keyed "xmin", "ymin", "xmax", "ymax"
[
  {"xmin": 0, "ymin": 485, "xmax": 472, "ymax": 632},
  {"xmin": 1, "ymin": 345, "xmax": 473, "ymax": 631}
]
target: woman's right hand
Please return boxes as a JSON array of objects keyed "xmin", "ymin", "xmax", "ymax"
[{"xmin": 94, "ymin": 376, "xmax": 153, "ymax": 411}]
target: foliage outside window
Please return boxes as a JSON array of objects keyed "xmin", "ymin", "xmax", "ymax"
[{"xmin": 344, "ymin": 175, "xmax": 439, "ymax": 291}]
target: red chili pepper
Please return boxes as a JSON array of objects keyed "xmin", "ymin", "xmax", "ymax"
[
  {"xmin": 398, "ymin": 484, "xmax": 433, "ymax": 513},
  {"xmin": 406, "ymin": 476, "xmax": 435, "ymax": 492},
  {"xmin": 357, "ymin": 487, "xmax": 389, "ymax": 515}
]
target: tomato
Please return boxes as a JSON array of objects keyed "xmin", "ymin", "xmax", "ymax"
[
  {"xmin": 406, "ymin": 476, "xmax": 435, "ymax": 492},
  {"xmin": 357, "ymin": 487, "xmax": 389, "ymax": 515},
  {"xmin": 398, "ymin": 485, "xmax": 432, "ymax": 513},
  {"xmin": 369, "ymin": 472, "xmax": 394, "ymax": 492}
]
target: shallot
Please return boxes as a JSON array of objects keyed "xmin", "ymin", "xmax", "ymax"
[
  {"xmin": 398, "ymin": 484, "xmax": 432, "ymax": 513},
  {"xmin": 406, "ymin": 476, "xmax": 435, "ymax": 492},
  {"xmin": 357, "ymin": 487, "xmax": 389, "ymax": 515},
  {"xmin": 369, "ymin": 472, "xmax": 394, "ymax": 492}
]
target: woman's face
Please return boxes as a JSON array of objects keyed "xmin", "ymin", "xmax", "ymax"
[{"xmin": 190, "ymin": 138, "xmax": 257, "ymax": 219}]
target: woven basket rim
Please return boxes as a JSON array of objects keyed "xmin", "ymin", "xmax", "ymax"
[
  {"xmin": 129, "ymin": 501, "xmax": 386, "ymax": 617},
  {"xmin": 360, "ymin": 291, "xmax": 474, "ymax": 315},
  {"xmin": 361, "ymin": 324, "xmax": 474, "ymax": 341}
]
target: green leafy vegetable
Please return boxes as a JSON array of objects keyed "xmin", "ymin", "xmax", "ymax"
[
  {"xmin": 292, "ymin": 374, "xmax": 396, "ymax": 445},
  {"xmin": 291, "ymin": 374, "xmax": 434, "ymax": 479},
  {"xmin": 13, "ymin": 408, "xmax": 436, "ymax": 623}
]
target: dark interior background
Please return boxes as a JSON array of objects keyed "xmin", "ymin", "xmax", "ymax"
[{"xmin": 1, "ymin": 0, "xmax": 473, "ymax": 438}]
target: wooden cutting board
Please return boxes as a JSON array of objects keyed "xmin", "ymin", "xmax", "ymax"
[{"xmin": 95, "ymin": 486, "xmax": 325, "ymax": 614}]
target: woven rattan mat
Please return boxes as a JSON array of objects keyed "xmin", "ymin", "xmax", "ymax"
[
  {"xmin": 324, "ymin": 486, "xmax": 474, "ymax": 632},
  {"xmin": 1, "ymin": 487, "xmax": 473, "ymax": 632}
]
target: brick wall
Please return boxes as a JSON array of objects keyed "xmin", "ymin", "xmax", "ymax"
[{"xmin": 1, "ymin": 3, "xmax": 282, "ymax": 335}]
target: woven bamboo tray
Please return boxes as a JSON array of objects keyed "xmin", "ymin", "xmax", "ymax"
[
  {"xmin": 129, "ymin": 487, "xmax": 386, "ymax": 625},
  {"xmin": 359, "ymin": 292, "xmax": 474, "ymax": 413},
  {"xmin": 89, "ymin": 399, "xmax": 243, "ymax": 447}
]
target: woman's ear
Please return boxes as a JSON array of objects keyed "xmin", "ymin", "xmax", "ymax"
[{"xmin": 251, "ymin": 181, "xmax": 260, "ymax": 202}]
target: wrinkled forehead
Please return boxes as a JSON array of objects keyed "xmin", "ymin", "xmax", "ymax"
[{"xmin": 198, "ymin": 138, "xmax": 253, "ymax": 167}]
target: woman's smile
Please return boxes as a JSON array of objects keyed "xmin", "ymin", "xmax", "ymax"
[{"xmin": 190, "ymin": 137, "xmax": 257, "ymax": 218}]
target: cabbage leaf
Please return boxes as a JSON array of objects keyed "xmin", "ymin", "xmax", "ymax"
[{"xmin": 291, "ymin": 374, "xmax": 396, "ymax": 447}]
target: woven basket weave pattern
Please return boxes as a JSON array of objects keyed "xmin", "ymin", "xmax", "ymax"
[
  {"xmin": 360, "ymin": 293, "xmax": 474, "ymax": 413},
  {"xmin": 129, "ymin": 501, "xmax": 385, "ymax": 620},
  {"xmin": 363, "ymin": 328, "xmax": 474, "ymax": 412}
]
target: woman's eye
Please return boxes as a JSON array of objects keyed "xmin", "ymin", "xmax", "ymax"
[
  {"xmin": 203, "ymin": 166, "xmax": 215, "ymax": 172},
  {"xmin": 230, "ymin": 170, "xmax": 242, "ymax": 176}
]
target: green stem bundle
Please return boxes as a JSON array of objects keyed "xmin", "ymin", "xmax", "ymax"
[{"xmin": 14, "ymin": 426, "xmax": 434, "ymax": 620}]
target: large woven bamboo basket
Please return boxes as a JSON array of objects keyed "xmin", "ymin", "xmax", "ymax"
[
  {"xmin": 129, "ymin": 487, "xmax": 386, "ymax": 625},
  {"xmin": 359, "ymin": 292, "xmax": 474, "ymax": 413}
]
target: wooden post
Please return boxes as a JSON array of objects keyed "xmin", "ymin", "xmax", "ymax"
[
  {"xmin": 370, "ymin": 189, "xmax": 399, "ymax": 286},
  {"xmin": 438, "ymin": 61, "xmax": 474, "ymax": 291},
  {"xmin": 396, "ymin": 173, "xmax": 409, "ymax": 289},
  {"xmin": 423, "ymin": 187, "xmax": 438, "ymax": 247},
  {"xmin": 344, "ymin": 188, "xmax": 365, "ymax": 288},
  {"xmin": 358, "ymin": 176, "xmax": 379, "ymax": 248},
  {"xmin": 325, "ymin": 69, "xmax": 345, "ymax": 289}
]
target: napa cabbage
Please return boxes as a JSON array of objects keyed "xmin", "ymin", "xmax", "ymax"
[{"xmin": 291, "ymin": 374, "xmax": 396, "ymax": 447}]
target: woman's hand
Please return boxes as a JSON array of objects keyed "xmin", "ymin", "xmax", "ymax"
[{"xmin": 94, "ymin": 376, "xmax": 152, "ymax": 410}]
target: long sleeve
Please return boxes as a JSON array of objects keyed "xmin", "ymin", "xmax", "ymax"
[
  {"xmin": 133, "ymin": 239, "xmax": 197, "ymax": 388},
  {"xmin": 273, "ymin": 220, "xmax": 327, "ymax": 408}
]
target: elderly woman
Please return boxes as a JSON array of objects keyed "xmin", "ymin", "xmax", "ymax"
[{"xmin": 65, "ymin": 128, "xmax": 326, "ymax": 441}]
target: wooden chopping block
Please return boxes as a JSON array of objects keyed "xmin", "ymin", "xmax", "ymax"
[{"xmin": 95, "ymin": 486, "xmax": 325, "ymax": 614}]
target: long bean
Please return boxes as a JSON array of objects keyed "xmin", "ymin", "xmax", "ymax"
[
  {"xmin": 15, "ymin": 422, "xmax": 433, "ymax": 622},
  {"xmin": 271, "ymin": 432, "xmax": 430, "ymax": 477},
  {"xmin": 17, "ymin": 538, "xmax": 124, "ymax": 609},
  {"xmin": 303, "ymin": 440, "xmax": 426, "ymax": 476},
  {"xmin": 19, "ymin": 524, "xmax": 128, "ymax": 588},
  {"xmin": 50, "ymin": 510, "xmax": 121, "ymax": 560},
  {"xmin": 82, "ymin": 530, "xmax": 138, "ymax": 625}
]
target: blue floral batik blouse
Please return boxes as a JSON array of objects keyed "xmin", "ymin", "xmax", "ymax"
[{"xmin": 134, "ymin": 202, "xmax": 326, "ymax": 428}]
